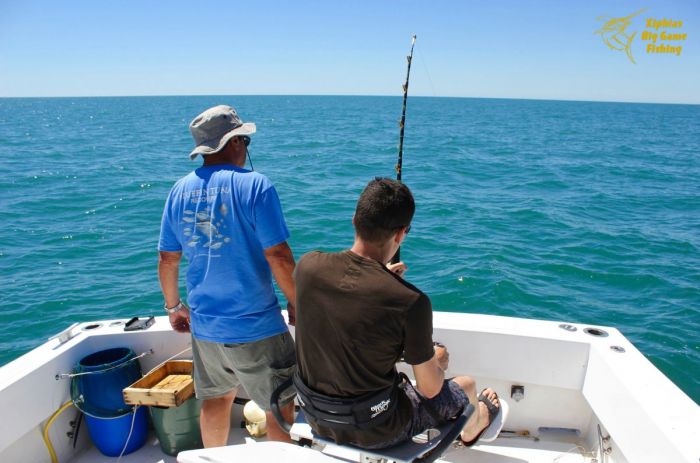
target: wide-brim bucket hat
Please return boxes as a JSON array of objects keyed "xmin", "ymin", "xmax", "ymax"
[{"xmin": 188, "ymin": 105, "xmax": 256, "ymax": 160}]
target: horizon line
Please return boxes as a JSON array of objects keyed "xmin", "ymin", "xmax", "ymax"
[{"xmin": 0, "ymin": 93, "xmax": 698, "ymax": 106}]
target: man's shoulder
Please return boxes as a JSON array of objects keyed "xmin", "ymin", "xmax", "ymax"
[
  {"xmin": 389, "ymin": 276, "xmax": 429, "ymax": 312},
  {"xmin": 298, "ymin": 250, "xmax": 334, "ymax": 268},
  {"xmin": 374, "ymin": 264, "xmax": 430, "ymax": 310},
  {"xmin": 230, "ymin": 170, "xmax": 275, "ymax": 194},
  {"xmin": 297, "ymin": 251, "xmax": 351, "ymax": 277},
  {"xmin": 394, "ymin": 276, "xmax": 426, "ymax": 299},
  {"xmin": 171, "ymin": 170, "xmax": 201, "ymax": 187},
  {"xmin": 164, "ymin": 172, "xmax": 195, "ymax": 198}
]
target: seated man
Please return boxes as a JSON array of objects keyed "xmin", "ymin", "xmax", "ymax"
[{"xmin": 293, "ymin": 178, "xmax": 504, "ymax": 449}]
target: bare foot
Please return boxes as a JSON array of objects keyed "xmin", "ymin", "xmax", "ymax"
[{"xmin": 460, "ymin": 388, "xmax": 500, "ymax": 444}]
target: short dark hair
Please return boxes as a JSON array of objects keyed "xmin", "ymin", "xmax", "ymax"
[{"xmin": 354, "ymin": 178, "xmax": 415, "ymax": 243}]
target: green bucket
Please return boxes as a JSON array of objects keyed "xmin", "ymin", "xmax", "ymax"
[{"xmin": 150, "ymin": 397, "xmax": 203, "ymax": 456}]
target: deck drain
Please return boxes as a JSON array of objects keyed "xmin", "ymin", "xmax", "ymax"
[
  {"xmin": 559, "ymin": 324, "xmax": 577, "ymax": 332},
  {"xmin": 583, "ymin": 327, "xmax": 608, "ymax": 337},
  {"xmin": 109, "ymin": 321, "xmax": 125, "ymax": 327},
  {"xmin": 81, "ymin": 323, "xmax": 102, "ymax": 331},
  {"xmin": 610, "ymin": 345, "xmax": 626, "ymax": 353}
]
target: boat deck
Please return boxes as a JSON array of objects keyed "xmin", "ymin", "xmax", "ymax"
[
  {"xmin": 72, "ymin": 426, "xmax": 594, "ymax": 463},
  {"xmin": 7, "ymin": 315, "xmax": 699, "ymax": 462}
]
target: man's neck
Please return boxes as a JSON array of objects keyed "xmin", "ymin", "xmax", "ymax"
[
  {"xmin": 350, "ymin": 238, "xmax": 393, "ymax": 265},
  {"xmin": 203, "ymin": 156, "xmax": 245, "ymax": 168},
  {"xmin": 202, "ymin": 147, "xmax": 245, "ymax": 167}
]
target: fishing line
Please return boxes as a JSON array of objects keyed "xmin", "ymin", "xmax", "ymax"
[{"xmin": 415, "ymin": 42, "xmax": 437, "ymax": 97}]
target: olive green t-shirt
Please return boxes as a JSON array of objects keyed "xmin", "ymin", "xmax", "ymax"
[{"xmin": 294, "ymin": 250, "xmax": 434, "ymax": 448}]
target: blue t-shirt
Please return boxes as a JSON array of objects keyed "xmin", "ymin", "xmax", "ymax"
[{"xmin": 158, "ymin": 165, "xmax": 290, "ymax": 343}]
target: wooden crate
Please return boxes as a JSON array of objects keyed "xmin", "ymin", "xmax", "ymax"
[{"xmin": 123, "ymin": 360, "xmax": 194, "ymax": 407}]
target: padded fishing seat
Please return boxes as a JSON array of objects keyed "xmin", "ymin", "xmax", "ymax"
[{"xmin": 271, "ymin": 377, "xmax": 474, "ymax": 463}]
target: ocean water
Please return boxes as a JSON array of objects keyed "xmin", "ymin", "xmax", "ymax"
[{"xmin": 0, "ymin": 96, "xmax": 698, "ymax": 404}]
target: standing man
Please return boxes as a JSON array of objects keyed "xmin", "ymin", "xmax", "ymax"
[
  {"xmin": 158, "ymin": 105, "xmax": 296, "ymax": 447},
  {"xmin": 294, "ymin": 178, "xmax": 506, "ymax": 449}
]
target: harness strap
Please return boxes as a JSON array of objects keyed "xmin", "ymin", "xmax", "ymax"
[{"xmin": 293, "ymin": 370, "xmax": 399, "ymax": 431}]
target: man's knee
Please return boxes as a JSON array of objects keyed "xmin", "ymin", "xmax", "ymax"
[
  {"xmin": 266, "ymin": 400, "xmax": 294, "ymax": 424},
  {"xmin": 202, "ymin": 390, "xmax": 236, "ymax": 409},
  {"xmin": 452, "ymin": 376, "xmax": 476, "ymax": 396}
]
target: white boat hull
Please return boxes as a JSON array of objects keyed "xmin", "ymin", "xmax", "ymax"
[{"xmin": 1, "ymin": 313, "xmax": 698, "ymax": 462}]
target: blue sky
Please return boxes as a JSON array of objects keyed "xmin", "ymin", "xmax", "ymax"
[{"xmin": 0, "ymin": 0, "xmax": 698, "ymax": 103}]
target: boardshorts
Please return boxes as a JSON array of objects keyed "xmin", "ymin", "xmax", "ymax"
[
  {"xmin": 365, "ymin": 379, "xmax": 468, "ymax": 449},
  {"xmin": 192, "ymin": 331, "xmax": 297, "ymax": 411}
]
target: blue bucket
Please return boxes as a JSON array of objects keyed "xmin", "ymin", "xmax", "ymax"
[
  {"xmin": 85, "ymin": 406, "xmax": 149, "ymax": 457},
  {"xmin": 72, "ymin": 347, "xmax": 142, "ymax": 417}
]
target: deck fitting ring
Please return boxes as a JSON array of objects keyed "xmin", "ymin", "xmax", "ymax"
[{"xmin": 584, "ymin": 327, "xmax": 608, "ymax": 337}]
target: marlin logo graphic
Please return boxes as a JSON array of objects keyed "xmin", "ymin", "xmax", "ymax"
[{"xmin": 595, "ymin": 9, "xmax": 647, "ymax": 64}]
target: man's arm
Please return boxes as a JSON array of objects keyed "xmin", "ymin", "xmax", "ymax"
[
  {"xmin": 264, "ymin": 241, "xmax": 296, "ymax": 324},
  {"xmin": 411, "ymin": 346, "xmax": 448, "ymax": 399},
  {"xmin": 158, "ymin": 250, "xmax": 190, "ymax": 332},
  {"xmin": 412, "ymin": 356, "xmax": 445, "ymax": 399}
]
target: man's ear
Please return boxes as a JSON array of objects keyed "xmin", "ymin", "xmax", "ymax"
[{"xmin": 351, "ymin": 214, "xmax": 356, "ymax": 227}]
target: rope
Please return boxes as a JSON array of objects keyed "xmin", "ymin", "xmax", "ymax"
[
  {"xmin": 143, "ymin": 345, "xmax": 192, "ymax": 376},
  {"xmin": 117, "ymin": 405, "xmax": 140, "ymax": 462},
  {"xmin": 55, "ymin": 349, "xmax": 153, "ymax": 380},
  {"xmin": 66, "ymin": 349, "xmax": 152, "ymax": 418},
  {"xmin": 158, "ymin": 345, "xmax": 192, "ymax": 366},
  {"xmin": 69, "ymin": 396, "xmax": 134, "ymax": 420},
  {"xmin": 551, "ymin": 444, "xmax": 594, "ymax": 462},
  {"xmin": 246, "ymin": 147, "xmax": 255, "ymax": 171},
  {"xmin": 70, "ymin": 346, "xmax": 192, "ymax": 418}
]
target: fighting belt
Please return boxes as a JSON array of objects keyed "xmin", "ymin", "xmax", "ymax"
[{"xmin": 293, "ymin": 370, "xmax": 402, "ymax": 431}]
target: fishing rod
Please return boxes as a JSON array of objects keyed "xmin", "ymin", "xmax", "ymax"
[
  {"xmin": 396, "ymin": 34, "xmax": 416, "ymax": 183},
  {"xmin": 390, "ymin": 34, "xmax": 416, "ymax": 265}
]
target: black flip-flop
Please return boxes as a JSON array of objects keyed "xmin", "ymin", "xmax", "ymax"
[{"xmin": 459, "ymin": 389, "xmax": 503, "ymax": 447}]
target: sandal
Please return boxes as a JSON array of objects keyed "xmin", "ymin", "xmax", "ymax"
[{"xmin": 459, "ymin": 389, "xmax": 507, "ymax": 446}]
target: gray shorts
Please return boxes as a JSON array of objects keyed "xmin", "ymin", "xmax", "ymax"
[{"xmin": 191, "ymin": 332, "xmax": 297, "ymax": 411}]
